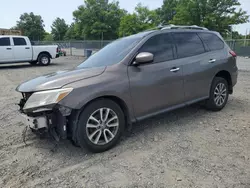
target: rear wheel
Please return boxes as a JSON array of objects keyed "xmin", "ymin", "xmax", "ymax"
[
  {"xmin": 205, "ymin": 77, "xmax": 229, "ymax": 111},
  {"xmin": 38, "ymin": 53, "xmax": 51, "ymax": 66},
  {"xmin": 76, "ymin": 99, "xmax": 125, "ymax": 153}
]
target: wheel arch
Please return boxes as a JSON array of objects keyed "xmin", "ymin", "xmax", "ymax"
[
  {"xmin": 37, "ymin": 51, "xmax": 52, "ymax": 60},
  {"xmin": 214, "ymin": 70, "xmax": 233, "ymax": 94},
  {"xmin": 82, "ymin": 95, "xmax": 131, "ymax": 125},
  {"xmin": 69, "ymin": 95, "xmax": 132, "ymax": 144}
]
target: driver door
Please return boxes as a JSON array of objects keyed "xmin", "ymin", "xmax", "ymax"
[{"xmin": 128, "ymin": 33, "xmax": 185, "ymax": 119}]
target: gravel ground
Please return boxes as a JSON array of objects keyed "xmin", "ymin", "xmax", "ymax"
[{"xmin": 0, "ymin": 56, "xmax": 249, "ymax": 188}]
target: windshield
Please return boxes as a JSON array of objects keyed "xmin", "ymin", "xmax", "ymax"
[{"xmin": 78, "ymin": 36, "xmax": 141, "ymax": 68}]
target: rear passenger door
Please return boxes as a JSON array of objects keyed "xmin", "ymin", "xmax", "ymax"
[
  {"xmin": 13, "ymin": 37, "xmax": 32, "ymax": 61},
  {"xmin": 173, "ymin": 32, "xmax": 211, "ymax": 102}
]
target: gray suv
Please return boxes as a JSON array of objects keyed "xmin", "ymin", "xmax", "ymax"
[{"xmin": 17, "ymin": 26, "xmax": 238, "ymax": 152}]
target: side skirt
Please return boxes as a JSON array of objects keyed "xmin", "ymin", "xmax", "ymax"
[{"xmin": 136, "ymin": 96, "xmax": 209, "ymax": 122}]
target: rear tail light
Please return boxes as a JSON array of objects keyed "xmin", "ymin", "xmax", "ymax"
[
  {"xmin": 56, "ymin": 47, "xmax": 59, "ymax": 53},
  {"xmin": 229, "ymin": 50, "xmax": 237, "ymax": 57}
]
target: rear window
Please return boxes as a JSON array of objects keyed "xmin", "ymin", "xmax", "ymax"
[
  {"xmin": 0, "ymin": 37, "xmax": 10, "ymax": 46},
  {"xmin": 198, "ymin": 33, "xmax": 224, "ymax": 51},
  {"xmin": 173, "ymin": 33, "xmax": 205, "ymax": 58},
  {"xmin": 13, "ymin": 37, "xmax": 27, "ymax": 46}
]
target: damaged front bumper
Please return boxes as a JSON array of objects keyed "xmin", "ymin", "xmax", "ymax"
[
  {"xmin": 21, "ymin": 114, "xmax": 48, "ymax": 130},
  {"xmin": 18, "ymin": 95, "xmax": 71, "ymax": 140}
]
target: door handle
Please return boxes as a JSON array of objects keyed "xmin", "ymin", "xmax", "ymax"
[
  {"xmin": 170, "ymin": 67, "xmax": 180, "ymax": 72},
  {"xmin": 6, "ymin": 48, "xmax": 12, "ymax": 50},
  {"xmin": 209, "ymin": 59, "xmax": 216, "ymax": 63},
  {"xmin": 25, "ymin": 47, "xmax": 30, "ymax": 49}
]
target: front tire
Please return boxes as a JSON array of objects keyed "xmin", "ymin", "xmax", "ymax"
[
  {"xmin": 76, "ymin": 99, "xmax": 125, "ymax": 153},
  {"xmin": 38, "ymin": 53, "xmax": 51, "ymax": 66},
  {"xmin": 205, "ymin": 77, "xmax": 229, "ymax": 111}
]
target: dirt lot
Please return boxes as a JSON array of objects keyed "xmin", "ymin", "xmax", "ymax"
[{"xmin": 0, "ymin": 57, "xmax": 249, "ymax": 188}]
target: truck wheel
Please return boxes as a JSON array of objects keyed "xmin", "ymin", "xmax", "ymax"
[
  {"xmin": 205, "ymin": 77, "xmax": 229, "ymax": 111},
  {"xmin": 38, "ymin": 54, "xmax": 51, "ymax": 66},
  {"xmin": 29, "ymin": 61, "xmax": 37, "ymax": 65},
  {"xmin": 76, "ymin": 99, "xmax": 125, "ymax": 153}
]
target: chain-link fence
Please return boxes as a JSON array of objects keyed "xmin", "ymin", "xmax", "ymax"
[
  {"xmin": 226, "ymin": 39, "xmax": 250, "ymax": 57},
  {"xmin": 34, "ymin": 39, "xmax": 250, "ymax": 57},
  {"xmin": 33, "ymin": 40, "xmax": 113, "ymax": 56}
]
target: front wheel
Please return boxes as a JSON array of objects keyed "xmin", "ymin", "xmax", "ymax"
[
  {"xmin": 76, "ymin": 99, "xmax": 125, "ymax": 153},
  {"xmin": 205, "ymin": 77, "xmax": 229, "ymax": 111},
  {"xmin": 38, "ymin": 54, "xmax": 51, "ymax": 66}
]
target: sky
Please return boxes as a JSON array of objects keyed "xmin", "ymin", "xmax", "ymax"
[{"xmin": 0, "ymin": 0, "xmax": 250, "ymax": 34}]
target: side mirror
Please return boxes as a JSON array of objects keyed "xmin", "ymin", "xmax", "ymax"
[{"xmin": 134, "ymin": 52, "xmax": 154, "ymax": 66}]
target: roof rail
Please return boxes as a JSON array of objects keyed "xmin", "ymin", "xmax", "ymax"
[
  {"xmin": 145, "ymin": 25, "xmax": 166, "ymax": 31},
  {"xmin": 161, "ymin": 24, "xmax": 208, "ymax": 31}
]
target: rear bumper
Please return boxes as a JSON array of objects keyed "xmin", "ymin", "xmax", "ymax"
[
  {"xmin": 55, "ymin": 54, "xmax": 59, "ymax": 58},
  {"xmin": 231, "ymin": 68, "xmax": 238, "ymax": 87}
]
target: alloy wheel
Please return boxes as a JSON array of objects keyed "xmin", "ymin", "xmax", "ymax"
[
  {"xmin": 86, "ymin": 108, "xmax": 119, "ymax": 145},
  {"xmin": 214, "ymin": 83, "xmax": 227, "ymax": 106},
  {"xmin": 41, "ymin": 57, "xmax": 49, "ymax": 65}
]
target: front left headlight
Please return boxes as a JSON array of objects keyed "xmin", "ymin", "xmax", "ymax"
[{"xmin": 24, "ymin": 88, "xmax": 73, "ymax": 110}]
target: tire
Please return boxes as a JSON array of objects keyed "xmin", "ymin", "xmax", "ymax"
[
  {"xmin": 205, "ymin": 77, "xmax": 229, "ymax": 111},
  {"xmin": 29, "ymin": 61, "xmax": 37, "ymax": 65},
  {"xmin": 75, "ymin": 99, "xmax": 125, "ymax": 153},
  {"xmin": 38, "ymin": 53, "xmax": 51, "ymax": 66}
]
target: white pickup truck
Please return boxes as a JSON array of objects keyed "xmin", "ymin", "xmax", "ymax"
[{"xmin": 0, "ymin": 35, "xmax": 59, "ymax": 66}]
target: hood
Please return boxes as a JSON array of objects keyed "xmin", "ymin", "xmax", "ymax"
[{"xmin": 16, "ymin": 66, "xmax": 106, "ymax": 92}]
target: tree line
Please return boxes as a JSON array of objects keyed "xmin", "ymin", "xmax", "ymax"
[{"xmin": 12, "ymin": 0, "xmax": 249, "ymax": 41}]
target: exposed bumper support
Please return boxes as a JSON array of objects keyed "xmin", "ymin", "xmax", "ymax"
[
  {"xmin": 20, "ymin": 110, "xmax": 68, "ymax": 140},
  {"xmin": 21, "ymin": 114, "xmax": 48, "ymax": 130}
]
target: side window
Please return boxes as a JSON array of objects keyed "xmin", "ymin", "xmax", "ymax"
[
  {"xmin": 139, "ymin": 33, "xmax": 174, "ymax": 63},
  {"xmin": 173, "ymin": 32, "xmax": 205, "ymax": 58},
  {"xmin": 0, "ymin": 37, "xmax": 10, "ymax": 46},
  {"xmin": 13, "ymin": 37, "xmax": 27, "ymax": 46},
  {"xmin": 198, "ymin": 33, "xmax": 224, "ymax": 51}
]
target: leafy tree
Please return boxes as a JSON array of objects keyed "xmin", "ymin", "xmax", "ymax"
[
  {"xmin": 72, "ymin": 0, "xmax": 126, "ymax": 40},
  {"xmin": 51, "ymin": 18, "xmax": 68, "ymax": 41},
  {"xmin": 64, "ymin": 24, "xmax": 76, "ymax": 40},
  {"xmin": 43, "ymin": 32, "xmax": 53, "ymax": 41},
  {"xmin": 135, "ymin": 3, "xmax": 161, "ymax": 27},
  {"xmin": 64, "ymin": 23, "xmax": 84, "ymax": 40},
  {"xmin": 119, "ymin": 14, "xmax": 141, "ymax": 37},
  {"xmin": 15, "ymin": 12, "xmax": 45, "ymax": 40},
  {"xmin": 171, "ymin": 0, "xmax": 249, "ymax": 36},
  {"xmin": 159, "ymin": 0, "xmax": 179, "ymax": 24},
  {"xmin": 119, "ymin": 4, "xmax": 161, "ymax": 37},
  {"xmin": 229, "ymin": 31, "xmax": 243, "ymax": 39}
]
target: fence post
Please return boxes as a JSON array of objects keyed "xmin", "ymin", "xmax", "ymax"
[
  {"xmin": 70, "ymin": 41, "xmax": 72, "ymax": 56},
  {"xmin": 233, "ymin": 40, "xmax": 236, "ymax": 51}
]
